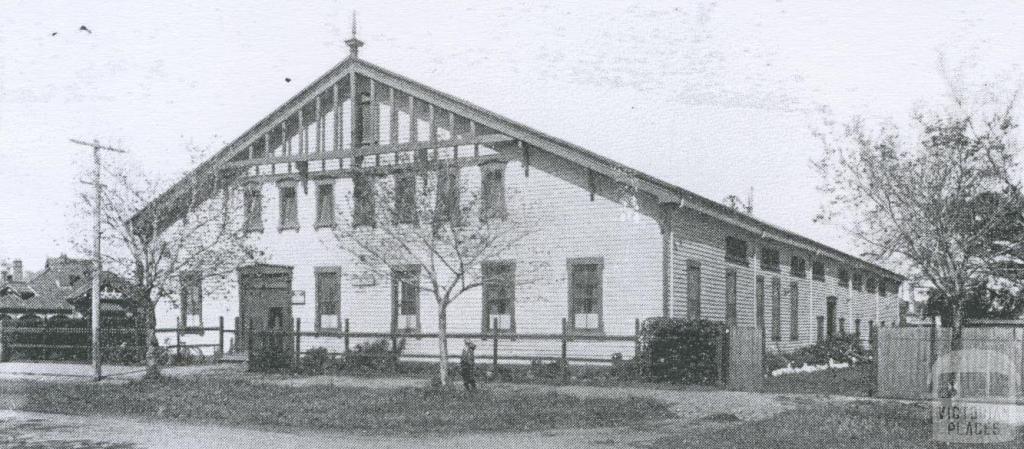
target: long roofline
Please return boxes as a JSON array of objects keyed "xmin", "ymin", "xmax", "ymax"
[{"xmin": 137, "ymin": 55, "xmax": 905, "ymax": 281}]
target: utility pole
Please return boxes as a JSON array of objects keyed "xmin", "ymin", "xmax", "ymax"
[{"xmin": 70, "ymin": 139, "xmax": 126, "ymax": 381}]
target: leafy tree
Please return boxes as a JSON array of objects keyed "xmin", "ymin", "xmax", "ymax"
[{"xmin": 815, "ymin": 75, "xmax": 1023, "ymax": 350}]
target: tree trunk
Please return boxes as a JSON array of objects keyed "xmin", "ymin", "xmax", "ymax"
[
  {"xmin": 949, "ymin": 297, "xmax": 965, "ymax": 352},
  {"xmin": 438, "ymin": 306, "xmax": 448, "ymax": 385},
  {"xmin": 143, "ymin": 301, "xmax": 161, "ymax": 379}
]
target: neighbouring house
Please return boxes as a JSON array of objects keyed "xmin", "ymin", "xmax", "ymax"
[
  {"xmin": 139, "ymin": 37, "xmax": 904, "ymax": 361},
  {"xmin": 0, "ymin": 256, "xmax": 135, "ymax": 324}
]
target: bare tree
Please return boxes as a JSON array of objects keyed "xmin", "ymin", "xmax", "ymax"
[
  {"xmin": 814, "ymin": 71, "xmax": 1023, "ymax": 350},
  {"xmin": 70, "ymin": 153, "xmax": 258, "ymax": 377},
  {"xmin": 331, "ymin": 161, "xmax": 542, "ymax": 385}
]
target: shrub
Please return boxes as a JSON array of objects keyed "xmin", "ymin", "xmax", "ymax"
[
  {"xmin": 766, "ymin": 334, "xmax": 871, "ymax": 372},
  {"xmin": 637, "ymin": 318, "xmax": 726, "ymax": 384},
  {"xmin": 299, "ymin": 347, "xmax": 335, "ymax": 375},
  {"xmin": 342, "ymin": 338, "xmax": 404, "ymax": 373}
]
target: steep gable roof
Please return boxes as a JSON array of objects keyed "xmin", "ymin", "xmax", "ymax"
[{"xmin": 138, "ymin": 55, "xmax": 903, "ymax": 281}]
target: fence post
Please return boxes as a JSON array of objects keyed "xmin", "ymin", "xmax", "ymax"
[
  {"xmin": 560, "ymin": 318, "xmax": 568, "ymax": 382},
  {"xmin": 294, "ymin": 317, "xmax": 302, "ymax": 367},
  {"xmin": 344, "ymin": 319, "xmax": 350, "ymax": 353},
  {"xmin": 175, "ymin": 316, "xmax": 182, "ymax": 359},
  {"xmin": 0, "ymin": 320, "xmax": 6, "ymax": 362},
  {"xmin": 218, "ymin": 316, "xmax": 225, "ymax": 357},
  {"xmin": 492, "ymin": 318, "xmax": 499, "ymax": 373}
]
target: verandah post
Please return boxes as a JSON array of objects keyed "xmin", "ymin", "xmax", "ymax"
[
  {"xmin": 561, "ymin": 318, "xmax": 568, "ymax": 382},
  {"xmin": 492, "ymin": 318, "xmax": 499, "ymax": 373},
  {"xmin": 344, "ymin": 319, "xmax": 350, "ymax": 353},
  {"xmin": 294, "ymin": 317, "xmax": 302, "ymax": 367}
]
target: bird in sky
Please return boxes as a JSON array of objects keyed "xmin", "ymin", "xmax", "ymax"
[
  {"xmin": 50, "ymin": 32, "xmax": 58, "ymax": 36},
  {"xmin": 285, "ymin": 77, "xmax": 292, "ymax": 83},
  {"xmin": 79, "ymin": 25, "xmax": 92, "ymax": 34}
]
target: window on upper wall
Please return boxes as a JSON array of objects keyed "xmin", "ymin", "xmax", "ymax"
[
  {"xmin": 569, "ymin": 259, "xmax": 603, "ymax": 332},
  {"xmin": 790, "ymin": 256, "xmax": 807, "ymax": 278},
  {"xmin": 760, "ymin": 247, "xmax": 780, "ymax": 272},
  {"xmin": 880, "ymin": 279, "xmax": 891, "ymax": 296},
  {"xmin": 838, "ymin": 268, "xmax": 850, "ymax": 287},
  {"xmin": 866, "ymin": 277, "xmax": 877, "ymax": 294},
  {"xmin": 243, "ymin": 184, "xmax": 263, "ymax": 232},
  {"xmin": 392, "ymin": 267, "xmax": 420, "ymax": 331},
  {"xmin": 315, "ymin": 270, "xmax": 340, "ymax": 330},
  {"xmin": 278, "ymin": 183, "xmax": 298, "ymax": 230},
  {"xmin": 352, "ymin": 173, "xmax": 375, "ymax": 227},
  {"xmin": 480, "ymin": 163, "xmax": 506, "ymax": 222},
  {"xmin": 394, "ymin": 172, "xmax": 417, "ymax": 225},
  {"xmin": 725, "ymin": 237, "xmax": 748, "ymax": 266},
  {"xmin": 179, "ymin": 271, "xmax": 202, "ymax": 328},
  {"xmin": 852, "ymin": 272, "xmax": 863, "ymax": 291},
  {"xmin": 812, "ymin": 261, "xmax": 825, "ymax": 282},
  {"xmin": 482, "ymin": 262, "xmax": 515, "ymax": 333},
  {"xmin": 435, "ymin": 165, "xmax": 460, "ymax": 226},
  {"xmin": 358, "ymin": 92, "xmax": 377, "ymax": 146},
  {"xmin": 315, "ymin": 183, "xmax": 335, "ymax": 228}
]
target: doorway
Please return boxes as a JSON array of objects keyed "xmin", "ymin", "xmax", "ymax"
[
  {"xmin": 237, "ymin": 264, "xmax": 293, "ymax": 353},
  {"xmin": 826, "ymin": 296, "xmax": 838, "ymax": 339}
]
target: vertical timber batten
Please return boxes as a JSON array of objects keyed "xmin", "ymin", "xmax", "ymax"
[{"xmin": 660, "ymin": 202, "xmax": 679, "ymax": 318}]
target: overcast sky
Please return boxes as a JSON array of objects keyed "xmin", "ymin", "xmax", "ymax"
[{"xmin": 1, "ymin": 0, "xmax": 1022, "ymax": 271}]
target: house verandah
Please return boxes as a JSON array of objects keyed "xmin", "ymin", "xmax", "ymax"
[{"xmin": 148, "ymin": 39, "xmax": 904, "ymax": 363}]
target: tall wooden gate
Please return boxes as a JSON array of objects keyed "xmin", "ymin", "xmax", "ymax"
[{"xmin": 727, "ymin": 325, "xmax": 765, "ymax": 390}]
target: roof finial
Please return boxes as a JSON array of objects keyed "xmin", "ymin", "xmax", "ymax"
[{"xmin": 345, "ymin": 11, "xmax": 364, "ymax": 58}]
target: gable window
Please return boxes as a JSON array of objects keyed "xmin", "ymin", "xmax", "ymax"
[
  {"xmin": 687, "ymin": 261, "xmax": 701, "ymax": 319},
  {"xmin": 790, "ymin": 256, "xmax": 806, "ymax": 278},
  {"xmin": 179, "ymin": 271, "xmax": 202, "ymax": 328},
  {"xmin": 760, "ymin": 247, "xmax": 780, "ymax": 272},
  {"xmin": 243, "ymin": 184, "xmax": 263, "ymax": 232},
  {"xmin": 790, "ymin": 281, "xmax": 799, "ymax": 340},
  {"xmin": 315, "ymin": 269, "xmax": 340, "ymax": 330},
  {"xmin": 482, "ymin": 262, "xmax": 515, "ymax": 333},
  {"xmin": 866, "ymin": 277, "xmax": 877, "ymax": 294},
  {"xmin": 392, "ymin": 267, "xmax": 420, "ymax": 331},
  {"xmin": 725, "ymin": 269, "xmax": 737, "ymax": 325},
  {"xmin": 569, "ymin": 258, "xmax": 603, "ymax": 332},
  {"xmin": 771, "ymin": 277, "xmax": 781, "ymax": 341},
  {"xmin": 394, "ymin": 172, "xmax": 418, "ymax": 225},
  {"xmin": 852, "ymin": 272, "xmax": 863, "ymax": 291},
  {"xmin": 480, "ymin": 163, "xmax": 506, "ymax": 221},
  {"xmin": 838, "ymin": 268, "xmax": 850, "ymax": 287},
  {"xmin": 353, "ymin": 172, "xmax": 375, "ymax": 227},
  {"xmin": 435, "ymin": 165, "xmax": 460, "ymax": 225},
  {"xmin": 278, "ymin": 182, "xmax": 298, "ymax": 230},
  {"xmin": 315, "ymin": 183, "xmax": 335, "ymax": 228},
  {"xmin": 812, "ymin": 261, "xmax": 825, "ymax": 282},
  {"xmin": 725, "ymin": 237, "xmax": 748, "ymax": 266}
]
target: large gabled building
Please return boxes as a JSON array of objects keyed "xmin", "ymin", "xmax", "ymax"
[{"xmin": 142, "ymin": 37, "xmax": 904, "ymax": 360}]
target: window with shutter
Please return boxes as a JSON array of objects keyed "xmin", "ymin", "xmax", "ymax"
[
  {"xmin": 353, "ymin": 173, "xmax": 375, "ymax": 227},
  {"xmin": 435, "ymin": 165, "xmax": 460, "ymax": 225},
  {"xmin": 243, "ymin": 184, "xmax": 263, "ymax": 232},
  {"xmin": 315, "ymin": 183, "xmax": 335, "ymax": 228},
  {"xmin": 392, "ymin": 267, "xmax": 420, "ymax": 331},
  {"xmin": 480, "ymin": 163, "xmax": 506, "ymax": 221},
  {"xmin": 687, "ymin": 261, "xmax": 701, "ymax": 319},
  {"xmin": 482, "ymin": 262, "xmax": 515, "ymax": 332},
  {"xmin": 771, "ymin": 277, "xmax": 781, "ymax": 341},
  {"xmin": 394, "ymin": 172, "xmax": 417, "ymax": 225},
  {"xmin": 278, "ymin": 184, "xmax": 298, "ymax": 230},
  {"xmin": 179, "ymin": 272, "xmax": 202, "ymax": 328},
  {"xmin": 790, "ymin": 281, "xmax": 799, "ymax": 340},
  {"xmin": 316, "ymin": 270, "xmax": 340, "ymax": 330},
  {"xmin": 569, "ymin": 259, "xmax": 602, "ymax": 332}
]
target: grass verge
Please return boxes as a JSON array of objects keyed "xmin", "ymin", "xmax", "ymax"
[{"xmin": 4, "ymin": 377, "xmax": 673, "ymax": 434}]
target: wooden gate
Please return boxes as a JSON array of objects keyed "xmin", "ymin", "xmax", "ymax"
[{"xmin": 726, "ymin": 325, "xmax": 765, "ymax": 390}]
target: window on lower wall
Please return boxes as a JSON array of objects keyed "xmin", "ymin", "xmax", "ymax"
[
  {"xmin": 687, "ymin": 261, "xmax": 701, "ymax": 319},
  {"xmin": 771, "ymin": 277, "xmax": 781, "ymax": 341},
  {"xmin": 482, "ymin": 262, "xmax": 515, "ymax": 333},
  {"xmin": 179, "ymin": 272, "xmax": 202, "ymax": 328},
  {"xmin": 569, "ymin": 259, "xmax": 602, "ymax": 332},
  {"xmin": 315, "ymin": 270, "xmax": 340, "ymax": 330},
  {"xmin": 789, "ymin": 281, "xmax": 799, "ymax": 340},
  {"xmin": 725, "ymin": 269, "xmax": 737, "ymax": 326},
  {"xmin": 392, "ymin": 267, "xmax": 420, "ymax": 331}
]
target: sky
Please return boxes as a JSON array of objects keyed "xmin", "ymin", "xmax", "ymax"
[{"xmin": 1, "ymin": 0, "xmax": 1022, "ymax": 271}]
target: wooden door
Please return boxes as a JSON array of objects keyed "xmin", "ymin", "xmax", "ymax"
[
  {"xmin": 826, "ymin": 296, "xmax": 838, "ymax": 338},
  {"xmin": 237, "ymin": 265, "xmax": 293, "ymax": 352}
]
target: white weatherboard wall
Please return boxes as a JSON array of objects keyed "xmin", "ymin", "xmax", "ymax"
[{"xmin": 158, "ymin": 148, "xmax": 663, "ymax": 362}]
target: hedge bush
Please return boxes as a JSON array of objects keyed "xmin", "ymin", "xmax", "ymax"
[{"xmin": 637, "ymin": 318, "xmax": 726, "ymax": 384}]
